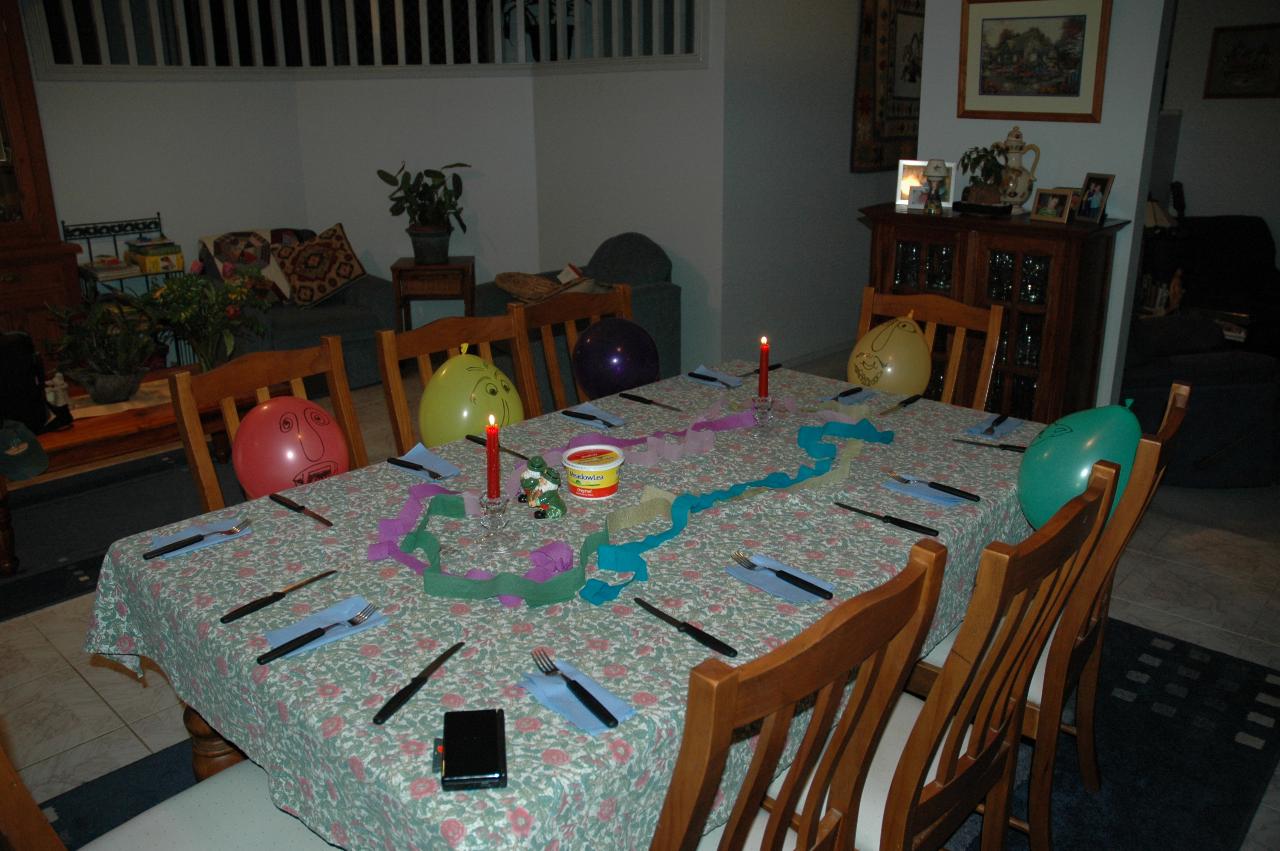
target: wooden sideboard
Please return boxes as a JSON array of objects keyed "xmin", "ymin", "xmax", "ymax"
[
  {"xmin": 0, "ymin": 3, "xmax": 79, "ymax": 357},
  {"xmin": 859, "ymin": 203, "xmax": 1129, "ymax": 422}
]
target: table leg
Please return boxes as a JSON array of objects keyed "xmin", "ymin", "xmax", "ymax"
[
  {"xmin": 183, "ymin": 704, "xmax": 245, "ymax": 780},
  {"xmin": 0, "ymin": 475, "xmax": 17, "ymax": 577}
]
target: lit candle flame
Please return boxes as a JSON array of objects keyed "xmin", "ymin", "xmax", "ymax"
[
  {"xmin": 488, "ymin": 414, "xmax": 496, "ymax": 426},
  {"xmin": 760, "ymin": 336, "xmax": 768, "ymax": 345}
]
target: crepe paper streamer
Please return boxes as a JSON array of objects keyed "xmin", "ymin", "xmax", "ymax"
[{"xmin": 579, "ymin": 419, "xmax": 894, "ymax": 604}]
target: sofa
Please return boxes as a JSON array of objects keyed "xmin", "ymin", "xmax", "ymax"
[{"xmin": 474, "ymin": 232, "xmax": 682, "ymax": 412}]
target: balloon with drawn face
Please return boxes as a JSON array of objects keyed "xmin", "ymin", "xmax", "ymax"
[
  {"xmin": 847, "ymin": 316, "xmax": 931, "ymax": 395},
  {"xmin": 232, "ymin": 396, "xmax": 351, "ymax": 499},
  {"xmin": 418, "ymin": 353, "xmax": 525, "ymax": 447}
]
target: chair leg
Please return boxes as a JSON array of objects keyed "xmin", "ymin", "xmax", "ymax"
[
  {"xmin": 1074, "ymin": 639, "xmax": 1105, "ymax": 792},
  {"xmin": 980, "ymin": 747, "xmax": 1018, "ymax": 851},
  {"xmin": 1028, "ymin": 711, "xmax": 1059, "ymax": 851}
]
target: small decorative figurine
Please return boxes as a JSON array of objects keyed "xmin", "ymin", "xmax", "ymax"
[{"xmin": 519, "ymin": 456, "xmax": 566, "ymax": 519}]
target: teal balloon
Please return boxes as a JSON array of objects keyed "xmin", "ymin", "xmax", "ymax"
[{"xmin": 1017, "ymin": 404, "xmax": 1141, "ymax": 529}]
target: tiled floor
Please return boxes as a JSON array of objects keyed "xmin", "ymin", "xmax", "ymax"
[{"xmin": 1, "ymin": 371, "xmax": 1277, "ymax": 847}]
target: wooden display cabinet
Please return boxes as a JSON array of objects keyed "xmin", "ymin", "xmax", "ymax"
[
  {"xmin": 0, "ymin": 3, "xmax": 79, "ymax": 357},
  {"xmin": 860, "ymin": 203, "xmax": 1129, "ymax": 422}
]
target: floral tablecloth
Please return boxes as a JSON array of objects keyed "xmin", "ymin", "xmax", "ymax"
[{"xmin": 85, "ymin": 364, "xmax": 1037, "ymax": 849}]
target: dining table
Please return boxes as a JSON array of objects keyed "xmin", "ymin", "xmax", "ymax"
[{"xmin": 84, "ymin": 362, "xmax": 1038, "ymax": 849}]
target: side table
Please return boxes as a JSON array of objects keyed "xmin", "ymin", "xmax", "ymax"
[{"xmin": 391, "ymin": 256, "xmax": 476, "ymax": 330}]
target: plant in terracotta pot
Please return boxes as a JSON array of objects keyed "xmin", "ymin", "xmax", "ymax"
[
  {"xmin": 52, "ymin": 295, "xmax": 162, "ymax": 404},
  {"xmin": 957, "ymin": 143, "xmax": 1010, "ymax": 206},
  {"xmin": 377, "ymin": 162, "xmax": 470, "ymax": 264}
]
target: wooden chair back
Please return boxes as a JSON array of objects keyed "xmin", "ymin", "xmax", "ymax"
[
  {"xmin": 169, "ymin": 336, "xmax": 368, "ymax": 513},
  {"xmin": 857, "ymin": 286, "xmax": 1003, "ymax": 410},
  {"xmin": 651, "ymin": 539, "xmax": 947, "ymax": 851},
  {"xmin": 881, "ymin": 462, "xmax": 1118, "ymax": 850},
  {"xmin": 375, "ymin": 314, "xmax": 540, "ymax": 455},
  {"xmin": 1, "ymin": 740, "xmax": 65, "ymax": 850},
  {"xmin": 507, "ymin": 284, "xmax": 633, "ymax": 410}
]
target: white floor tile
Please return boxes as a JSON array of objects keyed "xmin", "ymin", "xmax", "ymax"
[
  {"xmin": 26, "ymin": 594, "xmax": 96, "ymax": 660},
  {"xmin": 18, "ymin": 725, "xmax": 149, "ymax": 803},
  {"xmin": 0, "ymin": 666, "xmax": 123, "ymax": 769},
  {"xmin": 1244, "ymin": 802, "xmax": 1280, "ymax": 851},
  {"xmin": 129, "ymin": 703, "xmax": 189, "ymax": 753},
  {"xmin": 0, "ymin": 617, "xmax": 73, "ymax": 693},
  {"xmin": 74, "ymin": 655, "xmax": 179, "ymax": 724},
  {"xmin": 1112, "ymin": 550, "xmax": 1269, "ymax": 636}
]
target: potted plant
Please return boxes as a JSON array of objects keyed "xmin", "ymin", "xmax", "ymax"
[
  {"xmin": 377, "ymin": 162, "xmax": 470, "ymax": 264},
  {"xmin": 52, "ymin": 295, "xmax": 161, "ymax": 404},
  {"xmin": 957, "ymin": 142, "xmax": 1010, "ymax": 206},
  {"xmin": 150, "ymin": 270, "xmax": 269, "ymax": 372}
]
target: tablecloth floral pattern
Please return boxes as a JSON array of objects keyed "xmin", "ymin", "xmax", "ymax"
[{"xmin": 85, "ymin": 364, "xmax": 1037, "ymax": 849}]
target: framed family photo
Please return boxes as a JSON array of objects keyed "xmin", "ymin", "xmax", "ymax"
[
  {"xmin": 1029, "ymin": 188, "xmax": 1073, "ymax": 223},
  {"xmin": 1075, "ymin": 172, "xmax": 1114, "ymax": 223},
  {"xmin": 895, "ymin": 159, "xmax": 957, "ymax": 208},
  {"xmin": 958, "ymin": 0, "xmax": 1112, "ymax": 123}
]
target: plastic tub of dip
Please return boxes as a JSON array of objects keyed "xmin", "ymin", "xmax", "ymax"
[{"xmin": 562, "ymin": 445, "xmax": 625, "ymax": 499}]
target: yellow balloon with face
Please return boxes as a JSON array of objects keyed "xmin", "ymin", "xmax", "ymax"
[
  {"xmin": 417, "ymin": 353, "xmax": 525, "ymax": 447},
  {"xmin": 846, "ymin": 316, "xmax": 931, "ymax": 395}
]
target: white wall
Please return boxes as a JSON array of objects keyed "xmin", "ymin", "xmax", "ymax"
[
  {"xmin": 1164, "ymin": 0, "xmax": 1280, "ymax": 240},
  {"xmin": 531, "ymin": 1, "xmax": 727, "ymax": 370},
  {"xmin": 37, "ymin": 79, "xmax": 307, "ymax": 260},
  {"xmin": 917, "ymin": 0, "xmax": 1173, "ymax": 405}
]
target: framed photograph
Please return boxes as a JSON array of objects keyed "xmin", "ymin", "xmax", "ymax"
[
  {"xmin": 1075, "ymin": 172, "xmax": 1114, "ymax": 223},
  {"xmin": 907, "ymin": 185, "xmax": 930, "ymax": 210},
  {"xmin": 1204, "ymin": 24, "xmax": 1280, "ymax": 98},
  {"xmin": 959, "ymin": 0, "xmax": 1112, "ymax": 123},
  {"xmin": 1029, "ymin": 188, "xmax": 1072, "ymax": 223},
  {"xmin": 895, "ymin": 159, "xmax": 957, "ymax": 207},
  {"xmin": 1052, "ymin": 186, "xmax": 1083, "ymax": 217}
]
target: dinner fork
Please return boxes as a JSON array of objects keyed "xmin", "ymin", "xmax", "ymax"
[
  {"xmin": 531, "ymin": 649, "xmax": 618, "ymax": 728},
  {"xmin": 142, "ymin": 518, "xmax": 252, "ymax": 560},
  {"xmin": 731, "ymin": 550, "xmax": 833, "ymax": 600},
  {"xmin": 257, "ymin": 603, "xmax": 378, "ymax": 664}
]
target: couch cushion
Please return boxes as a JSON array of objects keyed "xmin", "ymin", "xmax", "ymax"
[
  {"xmin": 200, "ymin": 229, "xmax": 292, "ymax": 301},
  {"xmin": 584, "ymin": 232, "xmax": 672, "ymax": 284},
  {"xmin": 274, "ymin": 222, "xmax": 366, "ymax": 307}
]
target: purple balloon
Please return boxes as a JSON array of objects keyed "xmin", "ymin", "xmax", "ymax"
[{"xmin": 571, "ymin": 318, "xmax": 660, "ymax": 398}]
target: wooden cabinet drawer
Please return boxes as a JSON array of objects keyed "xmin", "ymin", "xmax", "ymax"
[{"xmin": 0, "ymin": 252, "xmax": 80, "ymax": 354}]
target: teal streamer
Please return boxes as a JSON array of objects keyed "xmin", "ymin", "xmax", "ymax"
[{"xmin": 579, "ymin": 418, "xmax": 894, "ymax": 604}]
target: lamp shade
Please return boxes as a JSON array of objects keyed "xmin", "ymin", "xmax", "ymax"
[{"xmin": 924, "ymin": 158, "xmax": 949, "ymax": 180}]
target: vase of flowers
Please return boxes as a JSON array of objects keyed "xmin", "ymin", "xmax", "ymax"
[{"xmin": 150, "ymin": 267, "xmax": 269, "ymax": 372}]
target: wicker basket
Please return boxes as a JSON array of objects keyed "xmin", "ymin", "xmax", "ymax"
[{"xmin": 496, "ymin": 272, "xmax": 601, "ymax": 304}]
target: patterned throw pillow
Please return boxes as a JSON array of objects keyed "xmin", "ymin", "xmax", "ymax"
[
  {"xmin": 199, "ymin": 229, "xmax": 292, "ymax": 301},
  {"xmin": 273, "ymin": 222, "xmax": 366, "ymax": 307}
]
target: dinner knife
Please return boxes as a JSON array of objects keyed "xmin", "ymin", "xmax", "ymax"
[
  {"xmin": 633, "ymin": 597, "xmax": 738, "ymax": 657},
  {"xmin": 268, "ymin": 492, "xmax": 333, "ymax": 527},
  {"xmin": 737, "ymin": 363, "xmax": 782, "ymax": 378},
  {"xmin": 888, "ymin": 473, "xmax": 981, "ymax": 503},
  {"xmin": 465, "ymin": 433, "xmax": 530, "ymax": 461},
  {"xmin": 834, "ymin": 386, "xmax": 864, "ymax": 401},
  {"xmin": 739, "ymin": 554, "xmax": 834, "ymax": 600},
  {"xmin": 686, "ymin": 371, "xmax": 734, "ymax": 388},
  {"xmin": 372, "ymin": 641, "xmax": 465, "ymax": 725},
  {"xmin": 618, "ymin": 392, "xmax": 683, "ymax": 412},
  {"xmin": 220, "ymin": 569, "xmax": 337, "ymax": 624},
  {"xmin": 562, "ymin": 409, "xmax": 617, "ymax": 427},
  {"xmin": 982, "ymin": 413, "xmax": 1010, "ymax": 435},
  {"xmin": 387, "ymin": 457, "xmax": 442, "ymax": 479},
  {"xmin": 876, "ymin": 393, "xmax": 923, "ymax": 416},
  {"xmin": 952, "ymin": 438, "xmax": 1027, "ymax": 453},
  {"xmin": 833, "ymin": 501, "xmax": 940, "ymax": 537}
]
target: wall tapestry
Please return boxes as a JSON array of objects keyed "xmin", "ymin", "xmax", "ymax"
[{"xmin": 851, "ymin": 0, "xmax": 925, "ymax": 173}]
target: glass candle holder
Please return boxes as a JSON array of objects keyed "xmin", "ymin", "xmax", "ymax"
[
  {"xmin": 752, "ymin": 395, "xmax": 775, "ymax": 427},
  {"xmin": 479, "ymin": 494, "xmax": 509, "ymax": 533}
]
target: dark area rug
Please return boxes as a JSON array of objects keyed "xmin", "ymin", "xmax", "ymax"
[
  {"xmin": 952, "ymin": 618, "xmax": 1280, "ymax": 850},
  {"xmin": 1, "ymin": 451, "xmax": 243, "ymax": 621},
  {"xmin": 39, "ymin": 740, "xmax": 196, "ymax": 849},
  {"xmin": 35, "ymin": 620, "xmax": 1280, "ymax": 849}
]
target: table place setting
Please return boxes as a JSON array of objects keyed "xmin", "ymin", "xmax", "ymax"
[
  {"xmin": 256, "ymin": 595, "xmax": 386, "ymax": 663},
  {"xmin": 220, "ymin": 568, "xmax": 337, "ymax": 624},
  {"xmin": 618, "ymin": 391, "xmax": 682, "ymax": 412},
  {"xmin": 685, "ymin": 365, "xmax": 743, "ymax": 389},
  {"xmin": 877, "ymin": 392, "xmax": 923, "ymax": 417},
  {"xmin": 520, "ymin": 650, "xmax": 634, "ymax": 735},
  {"xmin": 268, "ymin": 491, "xmax": 333, "ymax": 527},
  {"xmin": 559, "ymin": 401, "xmax": 625, "ymax": 430},
  {"xmin": 967, "ymin": 412, "xmax": 1022, "ymax": 439},
  {"xmin": 141, "ymin": 515, "xmax": 253, "ymax": 560},
  {"xmin": 725, "ymin": 550, "xmax": 835, "ymax": 602},
  {"xmin": 372, "ymin": 641, "xmax": 465, "ymax": 725},
  {"xmin": 880, "ymin": 470, "xmax": 981, "ymax": 505},
  {"xmin": 833, "ymin": 500, "xmax": 941, "ymax": 538},
  {"xmin": 386, "ymin": 443, "xmax": 462, "ymax": 481}
]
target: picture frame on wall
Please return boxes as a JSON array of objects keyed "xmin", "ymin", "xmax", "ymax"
[
  {"xmin": 1204, "ymin": 24, "xmax": 1280, "ymax": 98},
  {"xmin": 1075, "ymin": 172, "xmax": 1114, "ymax": 223},
  {"xmin": 896, "ymin": 159, "xmax": 957, "ymax": 207},
  {"xmin": 1029, "ymin": 188, "xmax": 1074, "ymax": 223},
  {"xmin": 958, "ymin": 0, "xmax": 1112, "ymax": 123}
]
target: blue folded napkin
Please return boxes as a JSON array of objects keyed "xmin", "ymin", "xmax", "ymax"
[
  {"xmin": 263, "ymin": 595, "xmax": 388, "ymax": 660},
  {"xmin": 827, "ymin": 387, "xmax": 879, "ymax": 406},
  {"xmin": 146, "ymin": 518, "xmax": 252, "ymax": 558},
  {"xmin": 396, "ymin": 443, "xmax": 461, "ymax": 480},
  {"xmin": 520, "ymin": 659, "xmax": 635, "ymax": 736},
  {"xmin": 561, "ymin": 401, "xmax": 625, "ymax": 431},
  {"xmin": 880, "ymin": 474, "xmax": 967, "ymax": 507},
  {"xmin": 685, "ymin": 365, "xmax": 743, "ymax": 389},
  {"xmin": 725, "ymin": 552, "xmax": 835, "ymax": 603},
  {"xmin": 965, "ymin": 414, "xmax": 1021, "ymax": 438}
]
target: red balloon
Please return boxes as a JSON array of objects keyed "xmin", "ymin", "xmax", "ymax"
[{"xmin": 232, "ymin": 397, "xmax": 350, "ymax": 499}]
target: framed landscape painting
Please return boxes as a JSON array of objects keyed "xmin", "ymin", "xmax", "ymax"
[{"xmin": 959, "ymin": 0, "xmax": 1112, "ymax": 122}]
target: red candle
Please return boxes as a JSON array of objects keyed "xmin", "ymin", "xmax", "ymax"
[
  {"xmin": 758, "ymin": 336, "xmax": 770, "ymax": 397},
  {"xmin": 485, "ymin": 414, "xmax": 501, "ymax": 499}
]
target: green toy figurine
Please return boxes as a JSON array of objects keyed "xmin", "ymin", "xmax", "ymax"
[{"xmin": 518, "ymin": 456, "xmax": 566, "ymax": 519}]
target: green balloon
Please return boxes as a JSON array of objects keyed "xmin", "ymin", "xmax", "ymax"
[
  {"xmin": 1017, "ymin": 404, "xmax": 1141, "ymax": 529},
  {"xmin": 417, "ymin": 353, "xmax": 525, "ymax": 447}
]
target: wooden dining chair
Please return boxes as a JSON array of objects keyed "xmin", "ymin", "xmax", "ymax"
[
  {"xmin": 375, "ymin": 314, "xmax": 540, "ymax": 455},
  {"xmin": 507, "ymin": 284, "xmax": 634, "ymax": 411},
  {"xmin": 170, "ymin": 336, "xmax": 368, "ymax": 513},
  {"xmin": 650, "ymin": 539, "xmax": 947, "ymax": 851},
  {"xmin": 907, "ymin": 384, "xmax": 1190, "ymax": 851},
  {"xmin": 856, "ymin": 462, "xmax": 1117, "ymax": 851},
  {"xmin": 857, "ymin": 286, "xmax": 1003, "ymax": 411}
]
